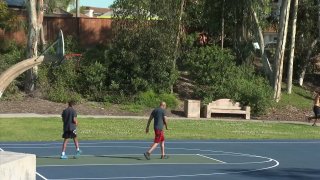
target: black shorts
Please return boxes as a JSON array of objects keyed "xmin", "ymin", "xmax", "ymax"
[
  {"xmin": 314, "ymin": 106, "xmax": 320, "ymax": 118},
  {"xmin": 62, "ymin": 130, "xmax": 77, "ymax": 139}
]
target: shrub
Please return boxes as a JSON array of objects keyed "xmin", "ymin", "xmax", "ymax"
[
  {"xmin": 105, "ymin": 17, "xmax": 178, "ymax": 95},
  {"xmin": 64, "ymin": 35, "xmax": 83, "ymax": 54},
  {"xmin": 79, "ymin": 62, "xmax": 106, "ymax": 101},
  {"xmin": 135, "ymin": 90, "xmax": 178, "ymax": 109},
  {"xmin": 38, "ymin": 40, "xmax": 111, "ymax": 103},
  {"xmin": 103, "ymin": 91, "xmax": 132, "ymax": 104},
  {"xmin": 47, "ymin": 85, "xmax": 82, "ymax": 103},
  {"xmin": 38, "ymin": 60, "xmax": 82, "ymax": 102},
  {"xmin": 0, "ymin": 41, "xmax": 24, "ymax": 98},
  {"xmin": 0, "ymin": 41, "xmax": 24, "ymax": 72},
  {"xmin": 185, "ymin": 45, "xmax": 272, "ymax": 115}
]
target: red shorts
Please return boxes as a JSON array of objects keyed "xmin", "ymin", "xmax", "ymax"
[{"xmin": 154, "ymin": 129, "xmax": 165, "ymax": 143}]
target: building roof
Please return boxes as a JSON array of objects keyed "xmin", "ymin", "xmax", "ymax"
[
  {"xmin": 5, "ymin": 0, "xmax": 25, "ymax": 8},
  {"xmin": 98, "ymin": 10, "xmax": 114, "ymax": 18},
  {"xmin": 264, "ymin": 26, "xmax": 278, "ymax": 33},
  {"xmin": 45, "ymin": 8, "xmax": 73, "ymax": 17},
  {"xmin": 72, "ymin": 13, "xmax": 89, "ymax": 18},
  {"xmin": 83, "ymin": 6, "xmax": 112, "ymax": 16}
]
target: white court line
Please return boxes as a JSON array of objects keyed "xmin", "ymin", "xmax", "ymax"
[
  {"xmin": 3, "ymin": 145, "xmax": 274, "ymax": 161},
  {"xmin": 1, "ymin": 140, "xmax": 320, "ymax": 146},
  {"xmin": 2, "ymin": 145, "xmax": 275, "ymax": 164},
  {"xmin": 196, "ymin": 154, "xmax": 226, "ymax": 163},
  {"xmin": 36, "ymin": 172, "xmax": 48, "ymax": 180},
  {"xmin": 38, "ymin": 153, "xmax": 198, "ymax": 158},
  {"xmin": 45, "ymin": 160, "xmax": 279, "ymax": 180},
  {"xmin": 38, "ymin": 162, "xmax": 221, "ymax": 167},
  {"xmin": 38, "ymin": 160, "xmax": 273, "ymax": 168}
]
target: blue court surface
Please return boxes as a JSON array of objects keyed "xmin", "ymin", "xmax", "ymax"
[{"xmin": 1, "ymin": 140, "xmax": 320, "ymax": 180}]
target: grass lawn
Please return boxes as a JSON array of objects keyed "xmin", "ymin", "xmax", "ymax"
[
  {"xmin": 274, "ymin": 84, "xmax": 314, "ymax": 110},
  {"xmin": 0, "ymin": 118, "xmax": 319, "ymax": 142}
]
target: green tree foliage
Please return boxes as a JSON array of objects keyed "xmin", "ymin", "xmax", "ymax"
[
  {"xmin": 0, "ymin": 42, "xmax": 25, "ymax": 98},
  {"xmin": 184, "ymin": 0, "xmax": 270, "ymax": 63},
  {"xmin": 295, "ymin": 0, "xmax": 320, "ymax": 75},
  {"xmin": 0, "ymin": 0, "xmax": 10, "ymax": 29},
  {"xmin": 185, "ymin": 45, "xmax": 272, "ymax": 115},
  {"xmin": 0, "ymin": 0, "xmax": 19, "ymax": 30},
  {"xmin": 107, "ymin": 0, "xmax": 181, "ymax": 94}
]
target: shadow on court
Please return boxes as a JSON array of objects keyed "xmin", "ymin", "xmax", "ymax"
[
  {"xmin": 222, "ymin": 168, "xmax": 320, "ymax": 180},
  {"xmin": 36, "ymin": 156, "xmax": 60, "ymax": 159}
]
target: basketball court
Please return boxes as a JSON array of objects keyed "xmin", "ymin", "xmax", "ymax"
[{"xmin": 1, "ymin": 140, "xmax": 319, "ymax": 180}]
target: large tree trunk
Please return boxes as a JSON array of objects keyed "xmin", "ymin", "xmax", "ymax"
[
  {"xmin": 38, "ymin": 0, "xmax": 45, "ymax": 51},
  {"xmin": 251, "ymin": 6, "xmax": 273, "ymax": 81},
  {"xmin": 25, "ymin": 0, "xmax": 38, "ymax": 93},
  {"xmin": 318, "ymin": 0, "xmax": 320, "ymax": 38},
  {"xmin": 171, "ymin": 0, "xmax": 185, "ymax": 93},
  {"xmin": 298, "ymin": 0, "xmax": 320, "ymax": 86},
  {"xmin": 25, "ymin": 0, "xmax": 44, "ymax": 93},
  {"xmin": 287, "ymin": 0, "xmax": 299, "ymax": 94},
  {"xmin": 76, "ymin": 0, "xmax": 80, "ymax": 18},
  {"xmin": 221, "ymin": 0, "xmax": 225, "ymax": 49},
  {"xmin": 298, "ymin": 39, "xmax": 318, "ymax": 86},
  {"xmin": 273, "ymin": 0, "xmax": 291, "ymax": 102},
  {"xmin": 37, "ymin": 0, "xmax": 44, "ymax": 79}
]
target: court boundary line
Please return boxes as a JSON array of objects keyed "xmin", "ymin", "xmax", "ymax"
[
  {"xmin": 35, "ymin": 145, "xmax": 279, "ymax": 179},
  {"xmin": 37, "ymin": 153, "xmax": 273, "ymax": 168},
  {"xmin": 45, "ymin": 160, "xmax": 279, "ymax": 180},
  {"xmin": 36, "ymin": 172, "xmax": 48, "ymax": 180},
  {"xmin": 196, "ymin": 154, "xmax": 226, "ymax": 163},
  {"xmin": 38, "ymin": 162, "xmax": 222, "ymax": 167},
  {"xmin": 6, "ymin": 144, "xmax": 275, "ymax": 161},
  {"xmin": 38, "ymin": 153, "xmax": 204, "ymax": 157},
  {"xmin": 37, "ymin": 160, "xmax": 273, "ymax": 168}
]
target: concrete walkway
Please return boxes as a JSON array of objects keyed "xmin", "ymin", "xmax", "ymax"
[{"xmin": 0, "ymin": 113, "xmax": 312, "ymax": 125}]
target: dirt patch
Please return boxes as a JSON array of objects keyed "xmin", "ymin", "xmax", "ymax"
[
  {"xmin": 255, "ymin": 106, "xmax": 312, "ymax": 122},
  {"xmin": 0, "ymin": 97, "xmax": 185, "ymax": 117},
  {"xmin": 0, "ymin": 96, "xmax": 314, "ymax": 122}
]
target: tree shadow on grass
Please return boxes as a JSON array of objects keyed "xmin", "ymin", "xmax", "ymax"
[
  {"xmin": 295, "ymin": 92, "xmax": 313, "ymax": 100},
  {"xmin": 171, "ymin": 110, "xmax": 185, "ymax": 117}
]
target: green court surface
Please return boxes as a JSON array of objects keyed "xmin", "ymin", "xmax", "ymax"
[{"xmin": 37, "ymin": 154, "xmax": 222, "ymax": 166}]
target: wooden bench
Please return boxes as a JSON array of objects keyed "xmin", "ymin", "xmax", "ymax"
[{"xmin": 204, "ymin": 99, "xmax": 250, "ymax": 119}]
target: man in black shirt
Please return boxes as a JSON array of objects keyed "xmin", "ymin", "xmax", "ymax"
[{"xmin": 60, "ymin": 100, "xmax": 81, "ymax": 159}]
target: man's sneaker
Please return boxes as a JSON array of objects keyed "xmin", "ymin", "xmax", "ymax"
[
  {"xmin": 74, "ymin": 149, "xmax": 82, "ymax": 159},
  {"xmin": 60, "ymin": 155, "xmax": 68, "ymax": 159},
  {"xmin": 144, "ymin": 152, "xmax": 151, "ymax": 160},
  {"xmin": 161, "ymin": 155, "xmax": 169, "ymax": 159}
]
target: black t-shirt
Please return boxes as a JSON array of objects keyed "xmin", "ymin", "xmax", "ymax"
[
  {"xmin": 62, "ymin": 107, "xmax": 77, "ymax": 131},
  {"xmin": 151, "ymin": 108, "xmax": 166, "ymax": 130}
]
